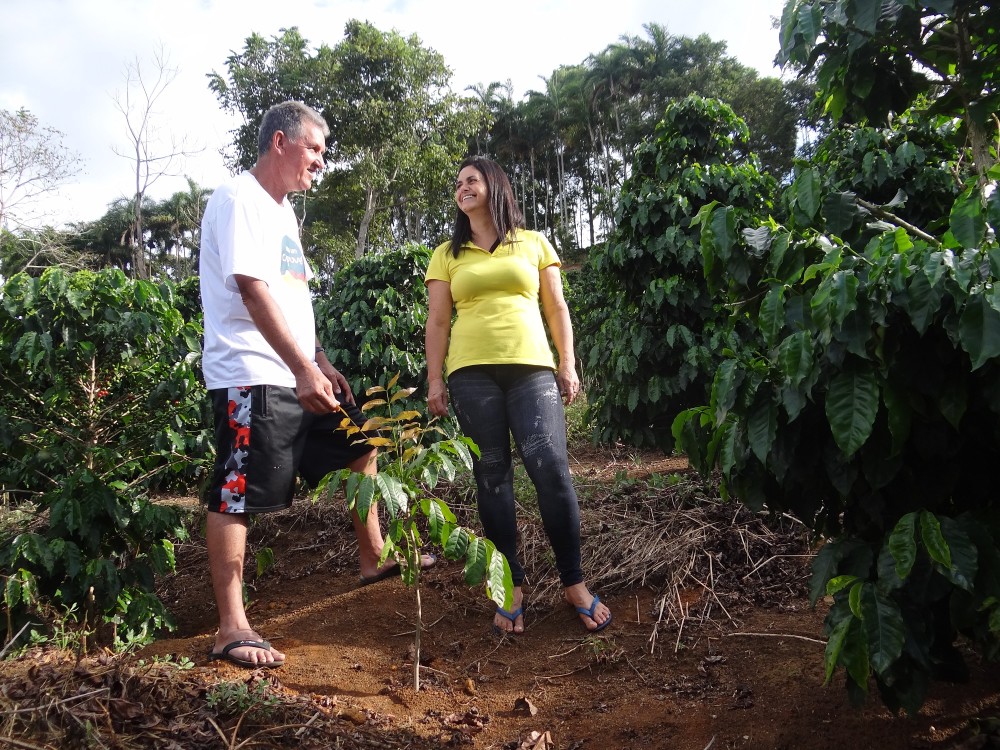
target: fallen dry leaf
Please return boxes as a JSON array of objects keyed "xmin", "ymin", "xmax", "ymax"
[
  {"xmin": 513, "ymin": 696, "xmax": 538, "ymax": 716},
  {"xmin": 520, "ymin": 729, "xmax": 554, "ymax": 749}
]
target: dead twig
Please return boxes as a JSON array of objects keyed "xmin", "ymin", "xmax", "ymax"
[
  {"xmin": 1, "ymin": 687, "xmax": 110, "ymax": 716},
  {"xmin": 725, "ymin": 632, "xmax": 826, "ymax": 645},
  {"xmin": 648, "ymin": 592, "xmax": 667, "ymax": 654},
  {"xmin": 0, "ymin": 737, "xmax": 53, "ymax": 750},
  {"xmin": 674, "ymin": 584, "xmax": 688, "ymax": 653},
  {"xmin": 0, "ymin": 621, "xmax": 34, "ymax": 660},
  {"xmin": 742, "ymin": 554, "xmax": 814, "ymax": 580},
  {"xmin": 535, "ymin": 665, "xmax": 594, "ymax": 681},
  {"xmin": 294, "ymin": 710, "xmax": 322, "ymax": 737},
  {"xmin": 548, "ymin": 643, "xmax": 583, "ymax": 659}
]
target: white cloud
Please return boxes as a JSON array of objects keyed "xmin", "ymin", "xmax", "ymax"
[{"xmin": 1, "ymin": 0, "xmax": 787, "ymax": 226}]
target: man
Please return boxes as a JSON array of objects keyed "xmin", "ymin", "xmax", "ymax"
[{"xmin": 199, "ymin": 100, "xmax": 431, "ymax": 669}]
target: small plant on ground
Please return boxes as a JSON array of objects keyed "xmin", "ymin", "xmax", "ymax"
[
  {"xmin": 206, "ymin": 678, "xmax": 280, "ymax": 719},
  {"xmin": 315, "ymin": 374, "xmax": 513, "ymax": 691}
]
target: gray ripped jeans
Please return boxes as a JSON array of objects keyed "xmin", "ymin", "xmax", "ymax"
[{"xmin": 447, "ymin": 364, "xmax": 582, "ymax": 587}]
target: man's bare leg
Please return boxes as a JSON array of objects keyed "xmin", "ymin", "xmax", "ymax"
[
  {"xmin": 347, "ymin": 448, "xmax": 434, "ymax": 579},
  {"xmin": 207, "ymin": 511, "xmax": 285, "ymax": 665}
]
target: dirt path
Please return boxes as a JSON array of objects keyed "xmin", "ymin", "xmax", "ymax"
[
  {"xmin": 4, "ymin": 447, "xmax": 999, "ymax": 749},
  {"xmin": 140, "ymin": 547, "xmax": 1000, "ymax": 749}
]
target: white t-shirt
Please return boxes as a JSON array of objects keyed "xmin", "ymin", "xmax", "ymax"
[{"xmin": 199, "ymin": 171, "xmax": 315, "ymax": 390}]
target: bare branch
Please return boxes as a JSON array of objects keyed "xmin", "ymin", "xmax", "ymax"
[
  {"xmin": 0, "ymin": 108, "xmax": 83, "ymax": 230},
  {"xmin": 110, "ymin": 43, "xmax": 204, "ymax": 278}
]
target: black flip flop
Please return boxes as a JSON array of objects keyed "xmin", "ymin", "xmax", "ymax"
[
  {"xmin": 358, "ymin": 554, "xmax": 437, "ymax": 587},
  {"xmin": 208, "ymin": 639, "xmax": 285, "ymax": 669}
]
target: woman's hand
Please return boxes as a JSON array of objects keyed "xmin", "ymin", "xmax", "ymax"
[
  {"xmin": 427, "ymin": 379, "xmax": 449, "ymax": 417},
  {"xmin": 556, "ymin": 363, "xmax": 581, "ymax": 405}
]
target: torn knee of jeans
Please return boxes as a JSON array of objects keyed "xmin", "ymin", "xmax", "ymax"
[
  {"xmin": 520, "ymin": 433, "xmax": 554, "ymax": 458},
  {"xmin": 478, "ymin": 446, "xmax": 507, "ymax": 465}
]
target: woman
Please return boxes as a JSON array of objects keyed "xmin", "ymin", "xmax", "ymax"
[{"xmin": 424, "ymin": 156, "xmax": 612, "ymax": 635}]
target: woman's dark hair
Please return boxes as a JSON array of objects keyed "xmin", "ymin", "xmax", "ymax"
[{"xmin": 449, "ymin": 156, "xmax": 525, "ymax": 257}]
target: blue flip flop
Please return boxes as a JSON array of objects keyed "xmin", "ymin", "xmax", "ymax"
[
  {"xmin": 493, "ymin": 605, "xmax": 524, "ymax": 636},
  {"xmin": 576, "ymin": 595, "xmax": 612, "ymax": 632}
]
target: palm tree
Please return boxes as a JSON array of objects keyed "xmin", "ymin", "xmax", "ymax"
[{"xmin": 155, "ymin": 179, "xmax": 210, "ymax": 278}]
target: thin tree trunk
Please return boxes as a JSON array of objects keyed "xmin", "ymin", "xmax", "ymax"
[
  {"xmin": 529, "ymin": 148, "xmax": 538, "ymax": 230},
  {"xmin": 414, "ymin": 585, "xmax": 422, "ymax": 691},
  {"xmin": 356, "ymin": 187, "xmax": 377, "ymax": 258}
]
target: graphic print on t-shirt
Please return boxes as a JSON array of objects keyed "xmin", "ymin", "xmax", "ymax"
[{"xmin": 280, "ymin": 234, "xmax": 308, "ymax": 288}]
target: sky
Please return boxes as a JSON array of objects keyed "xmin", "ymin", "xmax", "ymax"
[{"xmin": 1, "ymin": 0, "xmax": 788, "ymax": 228}]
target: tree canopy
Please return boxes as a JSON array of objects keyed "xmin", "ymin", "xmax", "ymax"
[
  {"xmin": 778, "ymin": 0, "xmax": 999, "ymax": 176},
  {"xmin": 0, "ymin": 108, "xmax": 83, "ymax": 231},
  {"xmin": 208, "ymin": 23, "xmax": 486, "ymax": 258}
]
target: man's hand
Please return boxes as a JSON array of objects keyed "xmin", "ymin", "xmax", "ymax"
[
  {"xmin": 295, "ymin": 365, "xmax": 340, "ymax": 414},
  {"xmin": 235, "ymin": 275, "xmax": 339, "ymax": 414},
  {"xmin": 316, "ymin": 357, "xmax": 356, "ymax": 405}
]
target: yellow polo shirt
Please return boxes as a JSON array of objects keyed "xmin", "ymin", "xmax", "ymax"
[{"xmin": 425, "ymin": 230, "xmax": 560, "ymax": 377}]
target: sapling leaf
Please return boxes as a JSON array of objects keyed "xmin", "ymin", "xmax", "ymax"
[
  {"xmin": 374, "ymin": 473, "xmax": 407, "ymax": 518},
  {"xmin": 463, "ymin": 536, "xmax": 489, "ymax": 585},
  {"xmin": 449, "ymin": 437, "xmax": 477, "ymax": 467},
  {"xmin": 444, "ymin": 526, "xmax": 470, "ymax": 559},
  {"xmin": 354, "ymin": 474, "xmax": 376, "ymax": 524},
  {"xmin": 420, "ymin": 461, "xmax": 440, "ymax": 489},
  {"xmin": 436, "ymin": 453, "xmax": 456, "ymax": 483},
  {"xmin": 359, "ymin": 418, "xmax": 384, "ymax": 432},
  {"xmin": 343, "ymin": 472, "xmax": 361, "ymax": 508},
  {"xmin": 485, "ymin": 543, "xmax": 514, "ymax": 610},
  {"xmin": 4, "ymin": 572, "xmax": 26, "ymax": 607},
  {"xmin": 422, "ymin": 498, "xmax": 447, "ymax": 541},
  {"xmin": 386, "ymin": 518, "xmax": 404, "ymax": 545}
]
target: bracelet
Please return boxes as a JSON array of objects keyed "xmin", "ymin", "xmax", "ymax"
[{"xmin": 315, "ymin": 347, "xmax": 325, "ymax": 354}]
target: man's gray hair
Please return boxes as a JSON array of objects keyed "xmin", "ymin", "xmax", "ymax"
[{"xmin": 257, "ymin": 101, "xmax": 330, "ymax": 156}]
